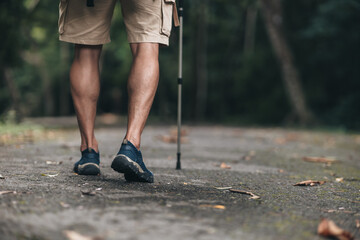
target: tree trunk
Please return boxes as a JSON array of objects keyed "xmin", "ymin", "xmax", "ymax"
[
  {"xmin": 259, "ymin": 0, "xmax": 314, "ymax": 124},
  {"xmin": 244, "ymin": 4, "xmax": 258, "ymax": 54},
  {"xmin": 194, "ymin": 1, "xmax": 208, "ymax": 121},
  {"xmin": 59, "ymin": 42, "xmax": 70, "ymax": 115},
  {"xmin": 22, "ymin": 50, "xmax": 55, "ymax": 116},
  {"xmin": 2, "ymin": 67, "xmax": 22, "ymax": 122}
]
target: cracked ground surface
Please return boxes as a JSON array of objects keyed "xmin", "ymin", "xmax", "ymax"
[{"xmin": 0, "ymin": 124, "xmax": 359, "ymax": 240}]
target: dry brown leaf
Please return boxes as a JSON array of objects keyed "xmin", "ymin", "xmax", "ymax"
[
  {"xmin": 215, "ymin": 187, "xmax": 232, "ymax": 190},
  {"xmin": 60, "ymin": 202, "xmax": 70, "ymax": 208},
  {"xmin": 0, "ymin": 191, "xmax": 16, "ymax": 195},
  {"xmin": 159, "ymin": 128, "xmax": 189, "ymax": 144},
  {"xmin": 242, "ymin": 150, "xmax": 256, "ymax": 161},
  {"xmin": 41, "ymin": 173, "xmax": 59, "ymax": 177},
  {"xmin": 98, "ymin": 113, "xmax": 119, "ymax": 125},
  {"xmin": 244, "ymin": 156, "xmax": 252, "ymax": 161},
  {"xmin": 63, "ymin": 230, "xmax": 104, "ymax": 240},
  {"xmin": 199, "ymin": 204, "xmax": 226, "ymax": 210},
  {"xmin": 303, "ymin": 156, "xmax": 337, "ymax": 163},
  {"xmin": 336, "ymin": 177, "xmax": 344, "ymax": 182},
  {"xmin": 81, "ymin": 189, "xmax": 96, "ymax": 196},
  {"xmin": 46, "ymin": 161, "xmax": 63, "ymax": 165},
  {"xmin": 317, "ymin": 218, "xmax": 354, "ymax": 240},
  {"xmin": 356, "ymin": 219, "xmax": 360, "ymax": 228},
  {"xmin": 327, "ymin": 209, "xmax": 337, "ymax": 213},
  {"xmin": 159, "ymin": 135, "xmax": 188, "ymax": 144},
  {"xmin": 249, "ymin": 150, "xmax": 256, "ymax": 157},
  {"xmin": 229, "ymin": 189, "xmax": 260, "ymax": 199},
  {"xmin": 294, "ymin": 180, "xmax": 326, "ymax": 186},
  {"xmin": 275, "ymin": 137, "xmax": 287, "ymax": 145},
  {"xmin": 220, "ymin": 162, "xmax": 231, "ymax": 169},
  {"xmin": 170, "ymin": 128, "xmax": 188, "ymax": 137}
]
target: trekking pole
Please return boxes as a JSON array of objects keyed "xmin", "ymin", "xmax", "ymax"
[{"xmin": 176, "ymin": 0, "xmax": 184, "ymax": 170}]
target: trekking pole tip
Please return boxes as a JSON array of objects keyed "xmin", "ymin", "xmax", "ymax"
[{"xmin": 176, "ymin": 152, "xmax": 181, "ymax": 170}]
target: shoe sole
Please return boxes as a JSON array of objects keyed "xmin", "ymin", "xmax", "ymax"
[
  {"xmin": 111, "ymin": 154, "xmax": 154, "ymax": 183},
  {"xmin": 77, "ymin": 163, "xmax": 100, "ymax": 175}
]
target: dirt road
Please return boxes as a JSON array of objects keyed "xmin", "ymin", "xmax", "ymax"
[{"xmin": 1, "ymin": 125, "xmax": 359, "ymax": 239}]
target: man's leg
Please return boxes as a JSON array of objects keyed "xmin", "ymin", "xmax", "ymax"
[
  {"xmin": 70, "ymin": 44, "xmax": 102, "ymax": 152},
  {"xmin": 124, "ymin": 43, "xmax": 160, "ymax": 149},
  {"xmin": 111, "ymin": 43, "xmax": 159, "ymax": 183}
]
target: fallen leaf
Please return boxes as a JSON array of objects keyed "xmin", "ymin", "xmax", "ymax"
[
  {"xmin": 98, "ymin": 113, "xmax": 119, "ymax": 125},
  {"xmin": 41, "ymin": 173, "xmax": 59, "ymax": 177},
  {"xmin": 63, "ymin": 230, "xmax": 104, "ymax": 240},
  {"xmin": 278, "ymin": 169, "xmax": 285, "ymax": 173},
  {"xmin": 229, "ymin": 189, "xmax": 260, "ymax": 199},
  {"xmin": 356, "ymin": 219, "xmax": 360, "ymax": 228},
  {"xmin": 0, "ymin": 191, "xmax": 16, "ymax": 195},
  {"xmin": 0, "ymin": 174, "xmax": 5, "ymax": 179},
  {"xmin": 159, "ymin": 135, "xmax": 188, "ymax": 144},
  {"xmin": 215, "ymin": 187, "xmax": 232, "ymax": 190},
  {"xmin": 242, "ymin": 150, "xmax": 256, "ymax": 161},
  {"xmin": 294, "ymin": 180, "xmax": 326, "ymax": 186},
  {"xmin": 46, "ymin": 161, "xmax": 63, "ymax": 165},
  {"xmin": 303, "ymin": 156, "xmax": 337, "ymax": 163},
  {"xmin": 170, "ymin": 128, "xmax": 188, "ymax": 137},
  {"xmin": 336, "ymin": 178, "xmax": 344, "ymax": 182},
  {"xmin": 199, "ymin": 204, "xmax": 226, "ymax": 210},
  {"xmin": 220, "ymin": 162, "xmax": 231, "ymax": 169},
  {"xmin": 60, "ymin": 202, "xmax": 70, "ymax": 208},
  {"xmin": 81, "ymin": 189, "xmax": 96, "ymax": 196},
  {"xmin": 158, "ymin": 128, "xmax": 189, "ymax": 144},
  {"xmin": 244, "ymin": 155, "xmax": 252, "ymax": 161},
  {"xmin": 249, "ymin": 150, "xmax": 256, "ymax": 157},
  {"xmin": 327, "ymin": 209, "xmax": 337, "ymax": 213},
  {"xmin": 275, "ymin": 137, "xmax": 287, "ymax": 145},
  {"xmin": 317, "ymin": 218, "xmax": 354, "ymax": 240}
]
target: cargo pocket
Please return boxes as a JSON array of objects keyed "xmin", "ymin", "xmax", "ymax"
[
  {"xmin": 58, "ymin": 0, "xmax": 69, "ymax": 35},
  {"xmin": 160, "ymin": 0, "xmax": 175, "ymax": 37}
]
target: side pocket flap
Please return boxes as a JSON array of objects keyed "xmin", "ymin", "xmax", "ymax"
[{"xmin": 58, "ymin": 0, "xmax": 69, "ymax": 34}]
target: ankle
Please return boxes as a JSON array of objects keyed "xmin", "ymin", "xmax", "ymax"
[
  {"xmin": 124, "ymin": 136, "xmax": 140, "ymax": 150},
  {"xmin": 80, "ymin": 143, "xmax": 99, "ymax": 152}
]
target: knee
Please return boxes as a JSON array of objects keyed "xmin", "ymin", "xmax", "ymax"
[{"xmin": 131, "ymin": 43, "xmax": 159, "ymax": 62}]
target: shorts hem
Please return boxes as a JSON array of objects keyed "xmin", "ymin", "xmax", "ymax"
[
  {"xmin": 128, "ymin": 35, "xmax": 169, "ymax": 46},
  {"xmin": 59, "ymin": 35, "xmax": 111, "ymax": 45}
]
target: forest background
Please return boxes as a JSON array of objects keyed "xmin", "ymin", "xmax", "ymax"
[{"xmin": 1, "ymin": 0, "xmax": 359, "ymax": 130}]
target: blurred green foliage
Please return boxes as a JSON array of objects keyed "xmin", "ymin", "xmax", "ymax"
[{"xmin": 0, "ymin": 0, "xmax": 359, "ymax": 129}]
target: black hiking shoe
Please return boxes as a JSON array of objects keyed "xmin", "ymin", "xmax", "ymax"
[
  {"xmin": 73, "ymin": 148, "xmax": 100, "ymax": 175},
  {"xmin": 111, "ymin": 139, "xmax": 154, "ymax": 183}
]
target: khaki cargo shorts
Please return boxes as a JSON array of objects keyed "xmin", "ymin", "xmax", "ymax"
[{"xmin": 58, "ymin": 0, "xmax": 178, "ymax": 46}]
